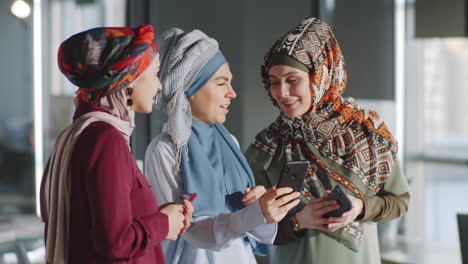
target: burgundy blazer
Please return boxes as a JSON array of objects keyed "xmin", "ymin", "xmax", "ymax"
[{"xmin": 61, "ymin": 102, "xmax": 168, "ymax": 263}]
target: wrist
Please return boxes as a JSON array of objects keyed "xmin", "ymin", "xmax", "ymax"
[
  {"xmin": 293, "ymin": 214, "xmax": 301, "ymax": 231},
  {"xmin": 357, "ymin": 198, "xmax": 365, "ymax": 219},
  {"xmin": 292, "ymin": 212, "xmax": 303, "ymax": 230}
]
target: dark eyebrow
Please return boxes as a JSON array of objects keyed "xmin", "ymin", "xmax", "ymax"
[{"xmin": 269, "ymin": 71, "xmax": 301, "ymax": 79}]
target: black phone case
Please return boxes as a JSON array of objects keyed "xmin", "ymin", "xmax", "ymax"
[
  {"xmin": 323, "ymin": 185, "xmax": 352, "ymax": 218},
  {"xmin": 277, "ymin": 160, "xmax": 310, "ymax": 192}
]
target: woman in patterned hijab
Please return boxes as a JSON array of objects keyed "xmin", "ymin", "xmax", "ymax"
[
  {"xmin": 245, "ymin": 17, "xmax": 410, "ymax": 264},
  {"xmin": 40, "ymin": 25, "xmax": 192, "ymax": 264}
]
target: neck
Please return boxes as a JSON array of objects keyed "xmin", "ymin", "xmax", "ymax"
[{"xmin": 192, "ymin": 116, "xmax": 207, "ymax": 124}]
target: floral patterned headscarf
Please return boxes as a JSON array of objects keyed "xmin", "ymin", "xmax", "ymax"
[{"xmin": 58, "ymin": 25, "xmax": 159, "ymax": 102}]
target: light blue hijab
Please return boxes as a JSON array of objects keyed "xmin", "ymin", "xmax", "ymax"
[
  {"xmin": 157, "ymin": 28, "xmax": 268, "ymax": 256},
  {"xmin": 182, "ymin": 120, "xmax": 255, "ymax": 215},
  {"xmin": 181, "ymin": 53, "xmax": 256, "ymax": 216},
  {"xmin": 181, "ymin": 54, "xmax": 268, "ymax": 256}
]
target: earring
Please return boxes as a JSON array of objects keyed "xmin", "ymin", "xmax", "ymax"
[
  {"xmin": 126, "ymin": 87, "xmax": 134, "ymax": 106},
  {"xmin": 126, "ymin": 87, "xmax": 133, "ymax": 96}
]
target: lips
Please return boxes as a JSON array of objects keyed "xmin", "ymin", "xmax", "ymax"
[
  {"xmin": 220, "ymin": 104, "xmax": 230, "ymax": 113},
  {"xmin": 281, "ymin": 99, "xmax": 298, "ymax": 108}
]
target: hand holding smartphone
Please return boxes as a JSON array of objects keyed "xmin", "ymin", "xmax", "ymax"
[
  {"xmin": 323, "ymin": 186, "xmax": 352, "ymax": 218},
  {"xmin": 277, "ymin": 160, "xmax": 310, "ymax": 192},
  {"xmin": 175, "ymin": 193, "xmax": 197, "ymax": 204}
]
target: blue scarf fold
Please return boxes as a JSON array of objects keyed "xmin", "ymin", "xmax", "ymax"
[
  {"xmin": 181, "ymin": 119, "xmax": 269, "ymax": 255},
  {"xmin": 181, "ymin": 119, "xmax": 254, "ymax": 215}
]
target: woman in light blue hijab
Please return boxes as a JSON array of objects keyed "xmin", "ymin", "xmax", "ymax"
[{"xmin": 144, "ymin": 28, "xmax": 300, "ymax": 263}]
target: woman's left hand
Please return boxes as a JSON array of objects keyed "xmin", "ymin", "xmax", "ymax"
[
  {"xmin": 180, "ymin": 200, "xmax": 194, "ymax": 234},
  {"xmin": 241, "ymin": 186, "xmax": 267, "ymax": 205},
  {"xmin": 325, "ymin": 195, "xmax": 364, "ymax": 232}
]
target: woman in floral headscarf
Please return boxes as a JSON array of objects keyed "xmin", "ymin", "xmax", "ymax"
[
  {"xmin": 245, "ymin": 17, "xmax": 410, "ymax": 264},
  {"xmin": 40, "ymin": 25, "xmax": 193, "ymax": 264}
]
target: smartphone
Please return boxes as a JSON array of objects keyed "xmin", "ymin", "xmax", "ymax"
[
  {"xmin": 277, "ymin": 160, "xmax": 310, "ymax": 192},
  {"xmin": 175, "ymin": 193, "xmax": 197, "ymax": 204},
  {"xmin": 323, "ymin": 185, "xmax": 352, "ymax": 218}
]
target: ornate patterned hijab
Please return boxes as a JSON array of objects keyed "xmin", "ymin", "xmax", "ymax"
[{"xmin": 251, "ymin": 17, "xmax": 398, "ymax": 251}]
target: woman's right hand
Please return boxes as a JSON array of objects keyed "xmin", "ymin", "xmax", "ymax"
[
  {"xmin": 242, "ymin": 186, "xmax": 267, "ymax": 206},
  {"xmin": 259, "ymin": 187, "xmax": 301, "ymax": 224},
  {"xmin": 294, "ymin": 193, "xmax": 340, "ymax": 232},
  {"xmin": 160, "ymin": 203, "xmax": 185, "ymax": 240}
]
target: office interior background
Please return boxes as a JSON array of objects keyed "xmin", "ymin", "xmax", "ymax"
[{"xmin": 1, "ymin": 0, "xmax": 467, "ymax": 263}]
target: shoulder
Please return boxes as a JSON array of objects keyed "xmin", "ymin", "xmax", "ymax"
[
  {"xmin": 77, "ymin": 121, "xmax": 126, "ymax": 148},
  {"xmin": 80, "ymin": 121, "xmax": 124, "ymax": 142},
  {"xmin": 146, "ymin": 132, "xmax": 176, "ymax": 157},
  {"xmin": 72, "ymin": 122, "xmax": 131, "ymax": 172},
  {"xmin": 250, "ymin": 119, "xmax": 282, "ymax": 151}
]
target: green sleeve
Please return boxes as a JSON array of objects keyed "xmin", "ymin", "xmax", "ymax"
[
  {"xmin": 360, "ymin": 192, "xmax": 410, "ymax": 222},
  {"xmin": 360, "ymin": 159, "xmax": 410, "ymax": 222}
]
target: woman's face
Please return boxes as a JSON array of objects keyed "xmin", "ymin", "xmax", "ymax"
[
  {"xmin": 268, "ymin": 64, "xmax": 312, "ymax": 119},
  {"xmin": 189, "ymin": 64, "xmax": 237, "ymax": 124},
  {"xmin": 131, "ymin": 54, "xmax": 162, "ymax": 113}
]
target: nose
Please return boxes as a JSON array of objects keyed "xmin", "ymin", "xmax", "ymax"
[
  {"xmin": 226, "ymin": 84, "xmax": 237, "ymax": 99},
  {"xmin": 279, "ymin": 83, "xmax": 289, "ymax": 97},
  {"xmin": 156, "ymin": 77, "xmax": 162, "ymax": 92}
]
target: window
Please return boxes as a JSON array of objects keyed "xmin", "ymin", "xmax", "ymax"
[
  {"xmin": 0, "ymin": 0, "xmax": 125, "ymax": 263},
  {"xmin": 405, "ymin": 38, "xmax": 468, "ymax": 261}
]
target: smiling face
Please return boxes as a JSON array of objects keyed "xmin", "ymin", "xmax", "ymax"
[
  {"xmin": 131, "ymin": 53, "xmax": 162, "ymax": 113},
  {"xmin": 268, "ymin": 64, "xmax": 313, "ymax": 119},
  {"xmin": 189, "ymin": 64, "xmax": 236, "ymax": 124}
]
